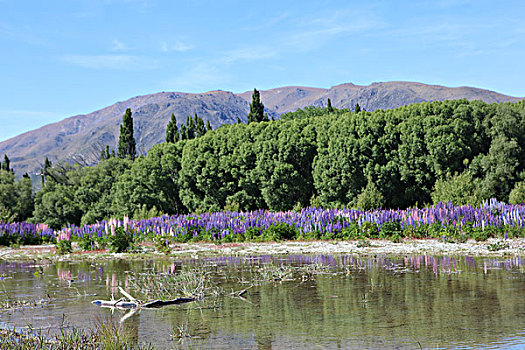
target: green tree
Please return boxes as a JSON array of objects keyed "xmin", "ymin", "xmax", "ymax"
[
  {"xmin": 75, "ymin": 157, "xmax": 132, "ymax": 224},
  {"xmin": 355, "ymin": 181, "xmax": 385, "ymax": 210},
  {"xmin": 247, "ymin": 89, "xmax": 267, "ymax": 123},
  {"xmin": 206, "ymin": 120, "xmax": 212, "ymax": 132},
  {"xmin": 2, "ymin": 154, "xmax": 10, "ymax": 172},
  {"xmin": 509, "ymin": 181, "xmax": 525, "ymax": 204},
  {"xmin": 478, "ymin": 135, "xmax": 521, "ymax": 200},
  {"xmin": 194, "ymin": 114, "xmax": 207, "ymax": 137},
  {"xmin": 0, "ymin": 169, "xmax": 17, "ymax": 222},
  {"xmin": 179, "ymin": 124, "xmax": 188, "ymax": 140},
  {"xmin": 112, "ymin": 142, "xmax": 186, "ymax": 216},
  {"xmin": 41, "ymin": 157, "xmax": 52, "ymax": 188},
  {"xmin": 166, "ymin": 114, "xmax": 179, "ymax": 143},
  {"xmin": 33, "ymin": 184, "xmax": 82, "ymax": 229},
  {"xmin": 14, "ymin": 176, "xmax": 34, "ymax": 222},
  {"xmin": 118, "ymin": 108, "xmax": 136, "ymax": 161},
  {"xmin": 431, "ymin": 171, "xmax": 483, "ymax": 206},
  {"xmin": 354, "ymin": 103, "xmax": 361, "ymax": 113},
  {"xmin": 327, "ymin": 98, "xmax": 334, "ymax": 113}
]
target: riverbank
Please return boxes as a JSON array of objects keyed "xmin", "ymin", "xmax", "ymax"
[{"xmin": 1, "ymin": 238, "xmax": 524, "ymax": 261}]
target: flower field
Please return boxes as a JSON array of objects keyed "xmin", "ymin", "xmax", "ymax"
[{"xmin": 1, "ymin": 199, "xmax": 525, "ymax": 249}]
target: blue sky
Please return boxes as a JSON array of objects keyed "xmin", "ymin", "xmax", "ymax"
[{"xmin": 1, "ymin": 0, "xmax": 524, "ymax": 141}]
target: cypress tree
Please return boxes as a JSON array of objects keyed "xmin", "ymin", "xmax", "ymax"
[
  {"xmin": 117, "ymin": 108, "xmax": 136, "ymax": 161},
  {"xmin": 105, "ymin": 145, "xmax": 111, "ymax": 159},
  {"xmin": 2, "ymin": 154, "xmax": 9, "ymax": 171},
  {"xmin": 180, "ymin": 124, "xmax": 187, "ymax": 140},
  {"xmin": 185, "ymin": 115, "xmax": 196, "ymax": 139},
  {"xmin": 42, "ymin": 157, "xmax": 52, "ymax": 187},
  {"xmin": 247, "ymin": 88, "xmax": 265, "ymax": 123},
  {"xmin": 195, "ymin": 114, "xmax": 206, "ymax": 138},
  {"xmin": 166, "ymin": 114, "xmax": 179, "ymax": 143},
  {"xmin": 354, "ymin": 103, "xmax": 361, "ymax": 113},
  {"xmin": 206, "ymin": 120, "xmax": 212, "ymax": 132},
  {"xmin": 327, "ymin": 98, "xmax": 334, "ymax": 113}
]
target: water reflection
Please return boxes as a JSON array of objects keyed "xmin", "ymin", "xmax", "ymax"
[{"xmin": 1, "ymin": 255, "xmax": 525, "ymax": 349}]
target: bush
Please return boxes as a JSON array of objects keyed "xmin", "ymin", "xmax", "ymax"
[
  {"xmin": 107, "ymin": 227, "xmax": 134, "ymax": 253},
  {"xmin": 431, "ymin": 171, "xmax": 483, "ymax": 206},
  {"xmin": 379, "ymin": 221, "xmax": 402, "ymax": 238},
  {"xmin": 55, "ymin": 239, "xmax": 72, "ymax": 254},
  {"xmin": 153, "ymin": 235, "xmax": 171, "ymax": 254},
  {"xmin": 244, "ymin": 227, "xmax": 263, "ymax": 241},
  {"xmin": 263, "ymin": 223, "xmax": 299, "ymax": 241},
  {"xmin": 509, "ymin": 181, "xmax": 525, "ymax": 204},
  {"xmin": 355, "ymin": 182, "xmax": 384, "ymax": 210},
  {"xmin": 77, "ymin": 235, "xmax": 96, "ymax": 251}
]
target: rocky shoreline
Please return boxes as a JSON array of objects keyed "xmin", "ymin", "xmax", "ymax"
[{"xmin": 1, "ymin": 238, "xmax": 525, "ymax": 261}]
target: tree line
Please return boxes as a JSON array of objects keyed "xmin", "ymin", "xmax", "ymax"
[{"xmin": 1, "ymin": 91, "xmax": 525, "ymax": 229}]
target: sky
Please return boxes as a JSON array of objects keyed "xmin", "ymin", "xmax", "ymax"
[{"xmin": 1, "ymin": 0, "xmax": 524, "ymax": 141}]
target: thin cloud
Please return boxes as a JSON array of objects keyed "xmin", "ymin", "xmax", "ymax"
[
  {"xmin": 161, "ymin": 40, "xmax": 194, "ymax": 52},
  {"xmin": 243, "ymin": 13, "xmax": 291, "ymax": 31},
  {"xmin": 220, "ymin": 46, "xmax": 277, "ymax": 63},
  {"xmin": 282, "ymin": 10, "xmax": 384, "ymax": 52},
  {"xmin": 111, "ymin": 39, "xmax": 131, "ymax": 51},
  {"xmin": 0, "ymin": 21, "xmax": 51, "ymax": 47},
  {"xmin": 61, "ymin": 54, "xmax": 158, "ymax": 70}
]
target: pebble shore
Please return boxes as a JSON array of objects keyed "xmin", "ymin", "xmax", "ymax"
[{"xmin": 1, "ymin": 238, "xmax": 525, "ymax": 261}]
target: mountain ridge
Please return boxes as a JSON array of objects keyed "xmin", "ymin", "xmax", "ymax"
[{"xmin": 1, "ymin": 81, "xmax": 523, "ymax": 176}]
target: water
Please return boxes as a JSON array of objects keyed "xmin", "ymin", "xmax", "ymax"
[{"xmin": 2, "ymin": 255, "xmax": 525, "ymax": 349}]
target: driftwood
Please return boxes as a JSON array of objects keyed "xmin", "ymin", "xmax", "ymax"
[{"xmin": 92, "ymin": 286, "xmax": 195, "ymax": 310}]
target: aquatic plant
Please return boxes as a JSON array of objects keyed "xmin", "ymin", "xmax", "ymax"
[
  {"xmin": 128, "ymin": 267, "xmax": 219, "ymax": 301},
  {"xmin": 0, "ymin": 317, "xmax": 155, "ymax": 349}
]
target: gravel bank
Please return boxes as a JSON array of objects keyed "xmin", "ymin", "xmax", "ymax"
[{"xmin": 1, "ymin": 238, "xmax": 525, "ymax": 261}]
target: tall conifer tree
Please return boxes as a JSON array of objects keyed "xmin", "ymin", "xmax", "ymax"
[
  {"xmin": 166, "ymin": 114, "xmax": 179, "ymax": 143},
  {"xmin": 327, "ymin": 98, "xmax": 334, "ymax": 113},
  {"xmin": 118, "ymin": 108, "xmax": 136, "ymax": 161},
  {"xmin": 195, "ymin": 114, "xmax": 206, "ymax": 137},
  {"xmin": 247, "ymin": 88, "xmax": 265, "ymax": 123},
  {"xmin": 2, "ymin": 154, "xmax": 9, "ymax": 171}
]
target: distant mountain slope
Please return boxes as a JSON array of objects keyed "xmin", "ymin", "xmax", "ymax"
[
  {"xmin": 243, "ymin": 82, "xmax": 523, "ymax": 113},
  {"xmin": 1, "ymin": 81, "xmax": 522, "ymax": 175},
  {"xmin": 0, "ymin": 91, "xmax": 250, "ymax": 175}
]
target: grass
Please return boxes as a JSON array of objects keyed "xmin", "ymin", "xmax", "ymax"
[
  {"xmin": 0, "ymin": 317, "xmax": 155, "ymax": 350},
  {"xmin": 128, "ymin": 266, "xmax": 221, "ymax": 301}
]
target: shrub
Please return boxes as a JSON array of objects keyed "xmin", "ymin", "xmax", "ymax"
[
  {"xmin": 55, "ymin": 239, "xmax": 72, "ymax": 254},
  {"xmin": 263, "ymin": 223, "xmax": 299, "ymax": 241},
  {"xmin": 153, "ymin": 235, "xmax": 171, "ymax": 254},
  {"xmin": 509, "ymin": 181, "xmax": 525, "ymax": 204},
  {"xmin": 107, "ymin": 227, "xmax": 134, "ymax": 253},
  {"xmin": 431, "ymin": 171, "xmax": 483, "ymax": 206},
  {"xmin": 379, "ymin": 221, "xmax": 402, "ymax": 238},
  {"xmin": 77, "ymin": 235, "xmax": 96, "ymax": 251},
  {"xmin": 355, "ymin": 181, "xmax": 385, "ymax": 210},
  {"xmin": 243, "ymin": 227, "xmax": 263, "ymax": 241}
]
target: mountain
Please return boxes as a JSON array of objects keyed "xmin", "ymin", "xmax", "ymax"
[{"xmin": 1, "ymin": 81, "xmax": 522, "ymax": 176}]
